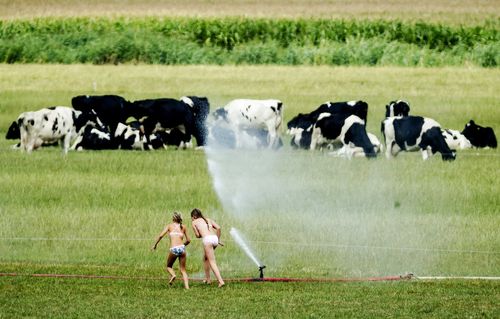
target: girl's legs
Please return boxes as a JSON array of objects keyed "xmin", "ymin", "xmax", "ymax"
[
  {"xmin": 166, "ymin": 253, "xmax": 178, "ymax": 284},
  {"xmin": 203, "ymin": 254, "xmax": 211, "ymax": 284},
  {"xmin": 179, "ymin": 253, "xmax": 189, "ymax": 289},
  {"xmin": 204, "ymin": 244, "xmax": 225, "ymax": 287}
]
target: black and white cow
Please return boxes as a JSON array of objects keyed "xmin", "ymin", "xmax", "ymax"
[
  {"xmin": 71, "ymin": 95, "xmax": 134, "ymax": 134},
  {"xmin": 114, "ymin": 123, "xmax": 155, "ymax": 150},
  {"xmin": 381, "ymin": 116, "xmax": 456, "ymax": 161},
  {"xmin": 132, "ymin": 96, "xmax": 209, "ymax": 148},
  {"xmin": 212, "ymin": 99, "xmax": 283, "ymax": 149},
  {"xmin": 287, "ymin": 100, "xmax": 369, "ymax": 150},
  {"xmin": 308, "ymin": 100, "xmax": 369, "ymax": 122},
  {"xmin": 310, "ymin": 113, "xmax": 377, "ymax": 158},
  {"xmin": 16, "ymin": 106, "xmax": 98, "ymax": 154},
  {"xmin": 461, "ymin": 120, "xmax": 497, "ymax": 148},
  {"xmin": 71, "ymin": 125, "xmax": 118, "ymax": 151},
  {"xmin": 328, "ymin": 132, "xmax": 383, "ymax": 158},
  {"xmin": 287, "ymin": 113, "xmax": 316, "ymax": 149},
  {"xmin": 385, "ymin": 100, "xmax": 410, "ymax": 118},
  {"xmin": 441, "ymin": 129, "xmax": 472, "ymax": 150}
]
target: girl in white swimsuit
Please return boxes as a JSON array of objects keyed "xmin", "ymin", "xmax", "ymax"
[
  {"xmin": 152, "ymin": 212, "xmax": 191, "ymax": 289},
  {"xmin": 191, "ymin": 208, "xmax": 225, "ymax": 287}
]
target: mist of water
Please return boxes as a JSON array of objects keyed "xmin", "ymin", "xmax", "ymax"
[{"xmin": 204, "ymin": 130, "xmax": 497, "ymax": 278}]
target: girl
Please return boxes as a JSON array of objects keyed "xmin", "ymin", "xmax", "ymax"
[
  {"xmin": 190, "ymin": 208, "xmax": 225, "ymax": 287},
  {"xmin": 152, "ymin": 212, "xmax": 191, "ymax": 289}
]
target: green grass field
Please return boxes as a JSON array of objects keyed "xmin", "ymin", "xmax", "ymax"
[{"xmin": 0, "ymin": 64, "xmax": 499, "ymax": 317}]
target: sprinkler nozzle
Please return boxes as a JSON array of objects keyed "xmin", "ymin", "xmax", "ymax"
[{"xmin": 258, "ymin": 265, "xmax": 266, "ymax": 279}]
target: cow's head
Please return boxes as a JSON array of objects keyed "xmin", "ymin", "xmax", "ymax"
[
  {"xmin": 213, "ymin": 108, "xmax": 228, "ymax": 122},
  {"xmin": 287, "ymin": 113, "xmax": 315, "ymax": 131},
  {"xmin": 385, "ymin": 100, "xmax": 410, "ymax": 118},
  {"xmin": 71, "ymin": 95, "xmax": 92, "ymax": 110},
  {"xmin": 6, "ymin": 121, "xmax": 20, "ymax": 139},
  {"xmin": 344, "ymin": 121, "xmax": 376, "ymax": 158},
  {"xmin": 73, "ymin": 110, "xmax": 103, "ymax": 133}
]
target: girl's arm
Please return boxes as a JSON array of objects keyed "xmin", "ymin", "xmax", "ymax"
[
  {"xmin": 152, "ymin": 225, "xmax": 169, "ymax": 250},
  {"xmin": 210, "ymin": 219, "xmax": 223, "ymax": 245},
  {"xmin": 182, "ymin": 225, "xmax": 191, "ymax": 246},
  {"xmin": 192, "ymin": 223, "xmax": 201, "ymax": 238}
]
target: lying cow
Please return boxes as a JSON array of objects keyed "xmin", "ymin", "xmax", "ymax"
[
  {"xmin": 310, "ymin": 113, "xmax": 376, "ymax": 158},
  {"xmin": 328, "ymin": 132, "xmax": 383, "ymax": 158},
  {"xmin": 114, "ymin": 123, "xmax": 157, "ymax": 151},
  {"xmin": 213, "ymin": 99, "xmax": 283, "ymax": 149},
  {"xmin": 461, "ymin": 120, "xmax": 497, "ymax": 148},
  {"xmin": 382, "ymin": 116, "xmax": 456, "ymax": 161},
  {"xmin": 71, "ymin": 125, "xmax": 118, "ymax": 151},
  {"xmin": 441, "ymin": 129, "xmax": 472, "ymax": 150},
  {"xmin": 16, "ymin": 106, "xmax": 98, "ymax": 154},
  {"xmin": 385, "ymin": 100, "xmax": 410, "ymax": 118}
]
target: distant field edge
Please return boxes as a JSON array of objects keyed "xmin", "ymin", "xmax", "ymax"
[{"xmin": 0, "ymin": 17, "xmax": 498, "ymax": 67}]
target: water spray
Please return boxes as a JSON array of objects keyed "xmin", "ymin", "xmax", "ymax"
[{"xmin": 230, "ymin": 227, "xmax": 266, "ymax": 280}]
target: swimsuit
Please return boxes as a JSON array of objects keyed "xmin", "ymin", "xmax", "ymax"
[
  {"xmin": 170, "ymin": 245, "xmax": 186, "ymax": 256},
  {"xmin": 203, "ymin": 234, "xmax": 219, "ymax": 247}
]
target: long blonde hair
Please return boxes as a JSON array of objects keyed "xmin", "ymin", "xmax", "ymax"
[{"xmin": 172, "ymin": 212, "xmax": 183, "ymax": 228}]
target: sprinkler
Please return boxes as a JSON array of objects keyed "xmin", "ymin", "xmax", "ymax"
[{"xmin": 258, "ymin": 265, "xmax": 266, "ymax": 279}]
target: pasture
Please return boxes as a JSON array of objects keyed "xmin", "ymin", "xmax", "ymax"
[{"xmin": 0, "ymin": 64, "xmax": 499, "ymax": 317}]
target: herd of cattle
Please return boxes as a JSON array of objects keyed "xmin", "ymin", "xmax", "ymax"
[{"xmin": 5, "ymin": 94, "xmax": 497, "ymax": 161}]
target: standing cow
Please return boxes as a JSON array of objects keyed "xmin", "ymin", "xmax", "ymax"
[
  {"xmin": 310, "ymin": 113, "xmax": 376, "ymax": 158},
  {"xmin": 287, "ymin": 100, "xmax": 369, "ymax": 149},
  {"xmin": 131, "ymin": 96, "xmax": 209, "ymax": 148},
  {"xmin": 381, "ymin": 116, "xmax": 456, "ymax": 161},
  {"xmin": 212, "ymin": 99, "xmax": 283, "ymax": 149},
  {"xmin": 16, "ymin": 106, "xmax": 99, "ymax": 154}
]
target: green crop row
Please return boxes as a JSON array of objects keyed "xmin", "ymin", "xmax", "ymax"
[{"xmin": 0, "ymin": 17, "xmax": 498, "ymax": 66}]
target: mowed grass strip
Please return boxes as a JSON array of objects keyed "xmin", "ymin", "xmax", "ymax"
[
  {"xmin": 1, "ymin": 0, "xmax": 499, "ymax": 25},
  {"xmin": 0, "ymin": 276, "xmax": 498, "ymax": 318}
]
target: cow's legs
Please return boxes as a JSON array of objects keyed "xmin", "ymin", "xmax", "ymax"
[
  {"xmin": 62, "ymin": 134, "xmax": 72, "ymax": 154},
  {"xmin": 385, "ymin": 140, "xmax": 397, "ymax": 158}
]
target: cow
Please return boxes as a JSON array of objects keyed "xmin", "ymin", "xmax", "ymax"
[
  {"xmin": 131, "ymin": 96, "xmax": 209, "ymax": 148},
  {"xmin": 16, "ymin": 106, "xmax": 98, "ymax": 154},
  {"xmin": 287, "ymin": 113, "xmax": 316, "ymax": 149},
  {"xmin": 308, "ymin": 100, "xmax": 369, "ymax": 122},
  {"xmin": 212, "ymin": 99, "xmax": 283, "ymax": 149},
  {"xmin": 310, "ymin": 113, "xmax": 377, "ymax": 158},
  {"xmin": 461, "ymin": 120, "xmax": 497, "ymax": 148},
  {"xmin": 381, "ymin": 116, "xmax": 456, "ymax": 161},
  {"xmin": 208, "ymin": 120, "xmax": 282, "ymax": 149},
  {"xmin": 71, "ymin": 95, "xmax": 134, "ymax": 134},
  {"xmin": 441, "ymin": 129, "xmax": 472, "ymax": 150},
  {"xmin": 287, "ymin": 100, "xmax": 370, "ymax": 149},
  {"xmin": 328, "ymin": 132, "xmax": 383, "ymax": 158},
  {"xmin": 71, "ymin": 125, "xmax": 118, "ymax": 151},
  {"xmin": 114, "ymin": 123, "xmax": 156, "ymax": 151},
  {"xmin": 385, "ymin": 100, "xmax": 410, "ymax": 118}
]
